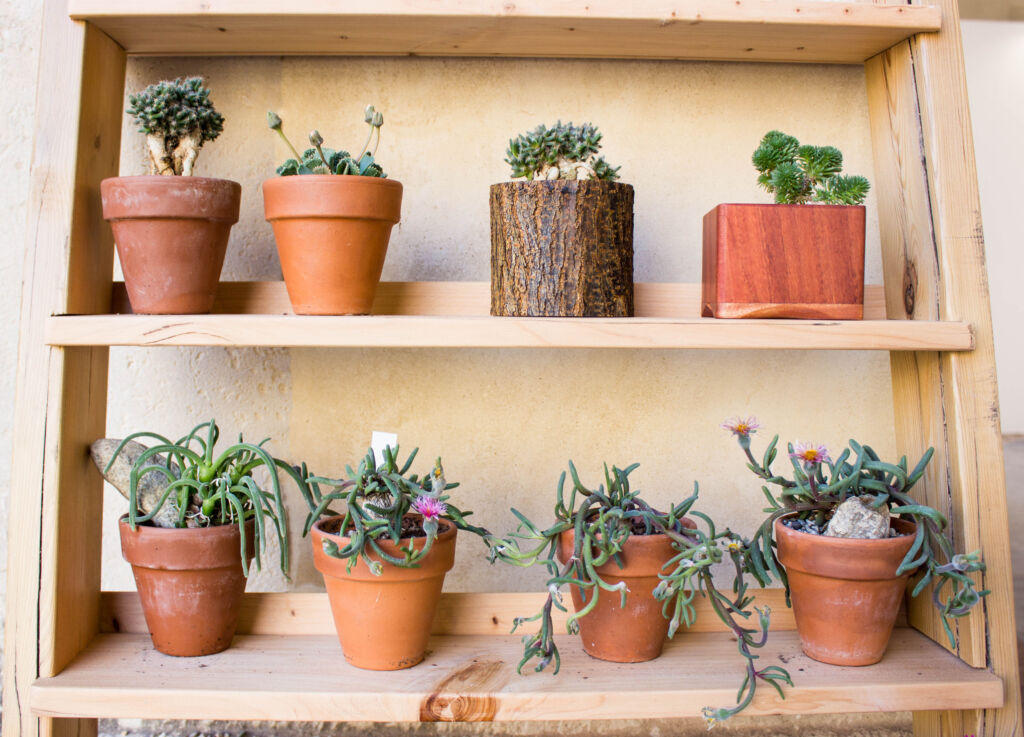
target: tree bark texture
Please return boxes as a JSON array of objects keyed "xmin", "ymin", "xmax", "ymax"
[{"xmin": 490, "ymin": 181, "xmax": 634, "ymax": 317}]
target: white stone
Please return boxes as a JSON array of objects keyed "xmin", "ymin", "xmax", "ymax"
[{"xmin": 824, "ymin": 496, "xmax": 890, "ymax": 539}]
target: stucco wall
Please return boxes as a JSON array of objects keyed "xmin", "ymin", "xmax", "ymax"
[{"xmin": 0, "ymin": 3, "xmax": 1017, "ymax": 736}]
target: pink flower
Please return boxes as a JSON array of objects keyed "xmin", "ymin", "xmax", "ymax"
[
  {"xmin": 721, "ymin": 417, "xmax": 760, "ymax": 438},
  {"xmin": 412, "ymin": 495, "xmax": 447, "ymax": 521},
  {"xmin": 790, "ymin": 442, "xmax": 831, "ymax": 467}
]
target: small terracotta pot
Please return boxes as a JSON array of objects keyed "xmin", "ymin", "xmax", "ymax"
[
  {"xmin": 101, "ymin": 176, "xmax": 241, "ymax": 314},
  {"xmin": 118, "ymin": 516, "xmax": 254, "ymax": 656},
  {"xmin": 263, "ymin": 175, "xmax": 403, "ymax": 315},
  {"xmin": 775, "ymin": 515, "xmax": 917, "ymax": 666},
  {"xmin": 701, "ymin": 203, "xmax": 866, "ymax": 319},
  {"xmin": 312, "ymin": 515, "xmax": 455, "ymax": 670},
  {"xmin": 556, "ymin": 518, "xmax": 695, "ymax": 663}
]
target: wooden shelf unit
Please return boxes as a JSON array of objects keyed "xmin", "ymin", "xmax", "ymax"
[{"xmin": 6, "ymin": 2, "xmax": 1020, "ymax": 737}]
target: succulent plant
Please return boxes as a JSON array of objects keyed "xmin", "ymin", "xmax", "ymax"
[
  {"xmin": 300, "ymin": 446, "xmax": 493, "ymax": 573},
  {"xmin": 102, "ymin": 419, "xmax": 307, "ymax": 575},
  {"xmin": 505, "ymin": 121, "xmax": 621, "ymax": 181},
  {"xmin": 724, "ymin": 417, "xmax": 988, "ymax": 646},
  {"xmin": 269, "ymin": 105, "xmax": 387, "ymax": 177},
  {"xmin": 488, "ymin": 461, "xmax": 791, "ymax": 727},
  {"xmin": 752, "ymin": 130, "xmax": 870, "ymax": 205},
  {"xmin": 126, "ymin": 77, "xmax": 224, "ymax": 176}
]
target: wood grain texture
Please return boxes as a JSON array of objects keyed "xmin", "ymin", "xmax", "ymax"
[
  {"xmin": 98, "ymin": 589, "xmax": 800, "ymax": 636},
  {"xmin": 29, "ymin": 629, "xmax": 1000, "ymax": 722},
  {"xmin": 43, "ymin": 312, "xmax": 973, "ymax": 350},
  {"xmin": 65, "ymin": 1, "xmax": 941, "ymax": 62},
  {"xmin": 866, "ymin": 0, "xmax": 1022, "ymax": 734},
  {"xmin": 702, "ymin": 204, "xmax": 866, "ymax": 319},
  {"xmin": 3, "ymin": 5, "xmax": 123, "ymax": 737},
  {"xmin": 490, "ymin": 181, "xmax": 634, "ymax": 317},
  {"xmin": 109, "ymin": 281, "xmax": 897, "ymax": 319}
]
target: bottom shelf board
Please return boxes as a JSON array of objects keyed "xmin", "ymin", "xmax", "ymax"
[{"xmin": 31, "ymin": 629, "xmax": 1001, "ymax": 722}]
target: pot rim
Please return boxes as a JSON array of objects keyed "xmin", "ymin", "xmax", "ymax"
[
  {"xmin": 117, "ymin": 513, "xmax": 252, "ymax": 537},
  {"xmin": 312, "ymin": 512, "xmax": 456, "ymax": 546},
  {"xmin": 774, "ymin": 512, "xmax": 917, "ymax": 547},
  {"xmin": 101, "ymin": 175, "xmax": 242, "ymax": 186},
  {"xmin": 262, "ymin": 174, "xmax": 403, "ymax": 187},
  {"xmin": 490, "ymin": 179, "xmax": 633, "ymax": 189},
  {"xmin": 712, "ymin": 202, "xmax": 867, "ymax": 211}
]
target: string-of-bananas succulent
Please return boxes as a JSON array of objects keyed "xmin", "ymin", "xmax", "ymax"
[
  {"xmin": 752, "ymin": 130, "xmax": 870, "ymax": 205},
  {"xmin": 725, "ymin": 418, "xmax": 988, "ymax": 646},
  {"xmin": 300, "ymin": 446, "xmax": 495, "ymax": 574},
  {"xmin": 269, "ymin": 105, "xmax": 387, "ymax": 177},
  {"xmin": 505, "ymin": 121, "xmax": 621, "ymax": 181},
  {"xmin": 127, "ymin": 77, "xmax": 224, "ymax": 176},
  {"xmin": 487, "ymin": 461, "xmax": 791, "ymax": 727},
  {"xmin": 105, "ymin": 419, "xmax": 305, "ymax": 576}
]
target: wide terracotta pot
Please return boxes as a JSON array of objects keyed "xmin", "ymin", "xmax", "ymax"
[
  {"xmin": 101, "ymin": 176, "xmax": 241, "ymax": 314},
  {"xmin": 263, "ymin": 175, "xmax": 403, "ymax": 315},
  {"xmin": 555, "ymin": 518, "xmax": 695, "ymax": 663},
  {"xmin": 312, "ymin": 514, "xmax": 455, "ymax": 670},
  {"xmin": 775, "ymin": 515, "xmax": 917, "ymax": 666},
  {"xmin": 118, "ymin": 516, "xmax": 254, "ymax": 657},
  {"xmin": 701, "ymin": 203, "xmax": 866, "ymax": 319}
]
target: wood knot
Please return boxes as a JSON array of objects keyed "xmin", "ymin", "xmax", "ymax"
[
  {"xmin": 419, "ymin": 660, "xmax": 506, "ymax": 722},
  {"xmin": 902, "ymin": 261, "xmax": 917, "ymax": 317}
]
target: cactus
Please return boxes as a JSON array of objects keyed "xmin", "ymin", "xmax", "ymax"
[
  {"xmin": 752, "ymin": 130, "xmax": 870, "ymax": 205},
  {"xmin": 488, "ymin": 462, "xmax": 791, "ymax": 727},
  {"xmin": 300, "ymin": 447, "xmax": 494, "ymax": 573},
  {"xmin": 126, "ymin": 77, "xmax": 224, "ymax": 176},
  {"xmin": 269, "ymin": 105, "xmax": 387, "ymax": 177},
  {"xmin": 505, "ymin": 121, "xmax": 621, "ymax": 181}
]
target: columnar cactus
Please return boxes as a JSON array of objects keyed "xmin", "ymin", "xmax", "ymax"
[
  {"xmin": 126, "ymin": 77, "xmax": 224, "ymax": 176},
  {"xmin": 752, "ymin": 130, "xmax": 870, "ymax": 205},
  {"xmin": 505, "ymin": 121, "xmax": 621, "ymax": 181}
]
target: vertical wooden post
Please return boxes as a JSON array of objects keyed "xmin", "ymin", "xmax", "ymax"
[
  {"xmin": 2, "ymin": 1, "xmax": 124, "ymax": 736},
  {"xmin": 866, "ymin": 0, "xmax": 1022, "ymax": 735}
]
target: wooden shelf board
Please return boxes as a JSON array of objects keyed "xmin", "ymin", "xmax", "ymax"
[
  {"xmin": 68, "ymin": 1, "xmax": 941, "ymax": 63},
  {"xmin": 46, "ymin": 282, "xmax": 973, "ymax": 350},
  {"xmin": 30, "ymin": 629, "xmax": 1001, "ymax": 722}
]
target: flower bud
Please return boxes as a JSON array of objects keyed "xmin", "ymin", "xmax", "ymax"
[
  {"xmin": 309, "ymin": 129, "xmax": 324, "ymax": 146},
  {"xmin": 266, "ymin": 111, "xmax": 282, "ymax": 130}
]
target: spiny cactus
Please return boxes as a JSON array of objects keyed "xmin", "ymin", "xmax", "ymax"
[
  {"xmin": 752, "ymin": 130, "xmax": 870, "ymax": 205},
  {"xmin": 127, "ymin": 77, "xmax": 224, "ymax": 176},
  {"xmin": 269, "ymin": 105, "xmax": 387, "ymax": 177},
  {"xmin": 505, "ymin": 121, "xmax": 621, "ymax": 181}
]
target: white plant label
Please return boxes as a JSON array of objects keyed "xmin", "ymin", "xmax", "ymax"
[{"xmin": 371, "ymin": 431, "xmax": 398, "ymax": 466}]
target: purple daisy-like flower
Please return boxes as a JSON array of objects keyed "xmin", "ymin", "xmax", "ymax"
[
  {"xmin": 721, "ymin": 416, "xmax": 760, "ymax": 438},
  {"xmin": 789, "ymin": 442, "xmax": 831, "ymax": 467},
  {"xmin": 412, "ymin": 495, "xmax": 448, "ymax": 521}
]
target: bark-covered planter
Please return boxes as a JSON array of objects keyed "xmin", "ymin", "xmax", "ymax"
[
  {"xmin": 490, "ymin": 180, "xmax": 634, "ymax": 317},
  {"xmin": 119, "ymin": 516, "xmax": 254, "ymax": 656},
  {"xmin": 775, "ymin": 515, "xmax": 916, "ymax": 666},
  {"xmin": 101, "ymin": 176, "xmax": 241, "ymax": 314},
  {"xmin": 701, "ymin": 203, "xmax": 865, "ymax": 319}
]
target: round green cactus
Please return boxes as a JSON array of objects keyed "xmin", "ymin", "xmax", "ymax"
[
  {"xmin": 752, "ymin": 130, "xmax": 870, "ymax": 205},
  {"xmin": 126, "ymin": 77, "xmax": 224, "ymax": 176},
  {"xmin": 505, "ymin": 121, "xmax": 621, "ymax": 181}
]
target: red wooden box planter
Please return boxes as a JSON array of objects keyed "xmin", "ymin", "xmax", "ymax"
[{"xmin": 701, "ymin": 203, "xmax": 866, "ymax": 319}]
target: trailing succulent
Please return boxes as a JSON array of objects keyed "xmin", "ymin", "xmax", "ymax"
[
  {"xmin": 723, "ymin": 418, "xmax": 988, "ymax": 646},
  {"xmin": 300, "ymin": 446, "xmax": 494, "ymax": 573},
  {"xmin": 752, "ymin": 130, "xmax": 870, "ymax": 205},
  {"xmin": 506, "ymin": 121, "xmax": 621, "ymax": 181},
  {"xmin": 488, "ymin": 461, "xmax": 791, "ymax": 728},
  {"xmin": 127, "ymin": 77, "xmax": 224, "ymax": 176},
  {"xmin": 269, "ymin": 105, "xmax": 387, "ymax": 177},
  {"xmin": 103, "ymin": 419, "xmax": 306, "ymax": 575}
]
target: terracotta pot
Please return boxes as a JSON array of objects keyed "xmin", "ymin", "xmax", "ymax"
[
  {"xmin": 490, "ymin": 180, "xmax": 634, "ymax": 317},
  {"xmin": 101, "ymin": 176, "xmax": 241, "ymax": 314},
  {"xmin": 555, "ymin": 517, "xmax": 695, "ymax": 663},
  {"xmin": 118, "ymin": 516, "xmax": 254, "ymax": 656},
  {"xmin": 263, "ymin": 175, "xmax": 403, "ymax": 315},
  {"xmin": 312, "ymin": 514, "xmax": 455, "ymax": 670},
  {"xmin": 701, "ymin": 203, "xmax": 866, "ymax": 319},
  {"xmin": 775, "ymin": 515, "xmax": 917, "ymax": 666}
]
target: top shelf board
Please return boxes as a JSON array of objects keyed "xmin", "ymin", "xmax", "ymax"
[{"xmin": 68, "ymin": 1, "xmax": 941, "ymax": 63}]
